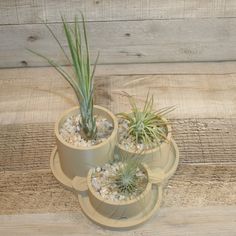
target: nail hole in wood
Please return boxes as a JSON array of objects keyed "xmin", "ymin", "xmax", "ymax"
[
  {"xmin": 27, "ymin": 36, "xmax": 38, "ymax": 42},
  {"xmin": 125, "ymin": 33, "xmax": 131, "ymax": 37},
  {"xmin": 21, "ymin": 60, "xmax": 28, "ymax": 66}
]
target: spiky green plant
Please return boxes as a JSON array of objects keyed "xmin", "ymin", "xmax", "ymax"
[
  {"xmin": 118, "ymin": 93, "xmax": 175, "ymax": 147},
  {"xmin": 114, "ymin": 154, "xmax": 145, "ymax": 196},
  {"xmin": 28, "ymin": 14, "xmax": 98, "ymax": 140}
]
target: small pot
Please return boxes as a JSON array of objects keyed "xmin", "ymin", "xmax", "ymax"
[
  {"xmin": 55, "ymin": 105, "xmax": 118, "ymax": 178},
  {"xmin": 116, "ymin": 118, "xmax": 172, "ymax": 170},
  {"xmin": 72, "ymin": 164, "xmax": 164, "ymax": 220}
]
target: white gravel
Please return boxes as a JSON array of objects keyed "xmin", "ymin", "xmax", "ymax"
[
  {"xmin": 59, "ymin": 113, "xmax": 113, "ymax": 147},
  {"xmin": 91, "ymin": 162, "xmax": 148, "ymax": 202}
]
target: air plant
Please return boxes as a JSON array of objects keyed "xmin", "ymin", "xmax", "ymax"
[
  {"xmin": 114, "ymin": 153, "xmax": 146, "ymax": 196},
  {"xmin": 28, "ymin": 14, "xmax": 98, "ymax": 140},
  {"xmin": 118, "ymin": 93, "xmax": 175, "ymax": 148}
]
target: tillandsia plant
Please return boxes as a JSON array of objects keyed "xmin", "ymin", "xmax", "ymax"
[
  {"xmin": 28, "ymin": 14, "xmax": 98, "ymax": 140},
  {"xmin": 118, "ymin": 92, "xmax": 175, "ymax": 148},
  {"xmin": 112, "ymin": 152, "xmax": 147, "ymax": 196}
]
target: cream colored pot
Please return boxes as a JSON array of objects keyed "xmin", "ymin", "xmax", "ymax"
[
  {"xmin": 116, "ymin": 118, "xmax": 172, "ymax": 170},
  {"xmin": 72, "ymin": 164, "xmax": 163, "ymax": 221},
  {"xmin": 55, "ymin": 105, "xmax": 118, "ymax": 178}
]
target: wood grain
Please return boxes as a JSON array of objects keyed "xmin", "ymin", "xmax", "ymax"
[
  {"xmin": 1, "ymin": 0, "xmax": 236, "ymax": 25},
  {"xmin": 0, "ymin": 206, "xmax": 235, "ymax": 235},
  {"xmin": 1, "ymin": 118, "xmax": 236, "ymax": 172},
  {"xmin": 0, "ymin": 67, "xmax": 236, "ymax": 125},
  {"xmin": 0, "ymin": 164, "xmax": 235, "ymax": 215},
  {"xmin": 1, "ymin": 18, "xmax": 236, "ymax": 67}
]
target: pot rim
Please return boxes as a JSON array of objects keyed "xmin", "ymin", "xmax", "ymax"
[
  {"xmin": 87, "ymin": 163, "xmax": 152, "ymax": 206},
  {"xmin": 117, "ymin": 116, "xmax": 172, "ymax": 155},
  {"xmin": 55, "ymin": 105, "xmax": 118, "ymax": 150}
]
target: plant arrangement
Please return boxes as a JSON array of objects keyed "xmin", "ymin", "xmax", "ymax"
[
  {"xmin": 118, "ymin": 92, "xmax": 175, "ymax": 151},
  {"xmin": 28, "ymin": 13, "xmax": 179, "ymax": 229}
]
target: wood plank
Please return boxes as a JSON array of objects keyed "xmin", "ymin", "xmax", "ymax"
[
  {"xmin": 1, "ymin": 18, "xmax": 236, "ymax": 67},
  {"xmin": 1, "ymin": 118, "xmax": 236, "ymax": 172},
  {"xmin": 0, "ymin": 123, "xmax": 55, "ymax": 172},
  {"xmin": 0, "ymin": 169, "xmax": 80, "ymax": 215},
  {"xmin": 1, "ymin": 0, "xmax": 236, "ymax": 25},
  {"xmin": 0, "ymin": 164, "xmax": 235, "ymax": 215},
  {"xmin": 0, "ymin": 206, "xmax": 235, "ymax": 235},
  {"xmin": 0, "ymin": 68, "xmax": 236, "ymax": 125}
]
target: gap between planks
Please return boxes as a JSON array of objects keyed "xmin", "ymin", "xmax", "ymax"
[{"xmin": 1, "ymin": 62, "xmax": 236, "ymax": 75}]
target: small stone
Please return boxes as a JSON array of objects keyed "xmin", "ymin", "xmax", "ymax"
[
  {"xmin": 118, "ymin": 195, "xmax": 125, "ymax": 201},
  {"xmin": 92, "ymin": 178, "xmax": 101, "ymax": 191},
  {"xmin": 59, "ymin": 113, "xmax": 113, "ymax": 147},
  {"xmin": 96, "ymin": 167, "xmax": 101, "ymax": 172}
]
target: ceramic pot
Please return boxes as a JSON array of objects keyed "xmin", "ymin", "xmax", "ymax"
[
  {"xmin": 55, "ymin": 105, "xmax": 118, "ymax": 178},
  {"xmin": 72, "ymin": 164, "xmax": 164, "ymax": 220}
]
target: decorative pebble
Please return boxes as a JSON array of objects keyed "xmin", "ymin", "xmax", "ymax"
[
  {"xmin": 92, "ymin": 178, "xmax": 101, "ymax": 191},
  {"xmin": 59, "ymin": 113, "xmax": 113, "ymax": 147}
]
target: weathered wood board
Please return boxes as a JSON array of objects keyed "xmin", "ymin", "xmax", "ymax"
[
  {"xmin": 1, "ymin": 119, "xmax": 236, "ymax": 172},
  {"xmin": 0, "ymin": 206, "xmax": 236, "ymax": 235},
  {"xmin": 1, "ymin": 1, "xmax": 236, "ymax": 67},
  {"xmin": 1, "ymin": 18, "xmax": 236, "ymax": 68},
  {"xmin": 1, "ymin": 0, "xmax": 236, "ymax": 24},
  {"xmin": 0, "ymin": 164, "xmax": 235, "ymax": 214},
  {"xmin": 1, "ymin": 64, "xmax": 236, "ymax": 125}
]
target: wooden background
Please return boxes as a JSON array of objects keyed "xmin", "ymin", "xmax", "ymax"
[
  {"xmin": 1, "ymin": 0, "xmax": 236, "ymax": 67},
  {"xmin": 0, "ymin": 1, "xmax": 236, "ymax": 235}
]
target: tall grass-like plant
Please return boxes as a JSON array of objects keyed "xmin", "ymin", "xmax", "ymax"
[
  {"xmin": 28, "ymin": 14, "xmax": 98, "ymax": 140},
  {"xmin": 118, "ymin": 93, "xmax": 175, "ymax": 147}
]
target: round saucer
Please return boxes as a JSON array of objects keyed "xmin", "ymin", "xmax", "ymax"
[
  {"xmin": 50, "ymin": 147, "xmax": 73, "ymax": 190},
  {"xmin": 151, "ymin": 138, "xmax": 179, "ymax": 182},
  {"xmin": 78, "ymin": 184, "xmax": 162, "ymax": 230}
]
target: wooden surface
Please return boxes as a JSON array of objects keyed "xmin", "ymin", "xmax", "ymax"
[
  {"xmin": 0, "ymin": 62, "xmax": 235, "ymax": 235},
  {"xmin": 1, "ymin": 1, "xmax": 236, "ymax": 67},
  {"xmin": 1, "ymin": 0, "xmax": 236, "ymax": 24},
  {"xmin": 0, "ymin": 207, "xmax": 236, "ymax": 236}
]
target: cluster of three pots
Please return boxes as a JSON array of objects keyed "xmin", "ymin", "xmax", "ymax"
[{"xmin": 30, "ymin": 14, "xmax": 179, "ymax": 228}]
